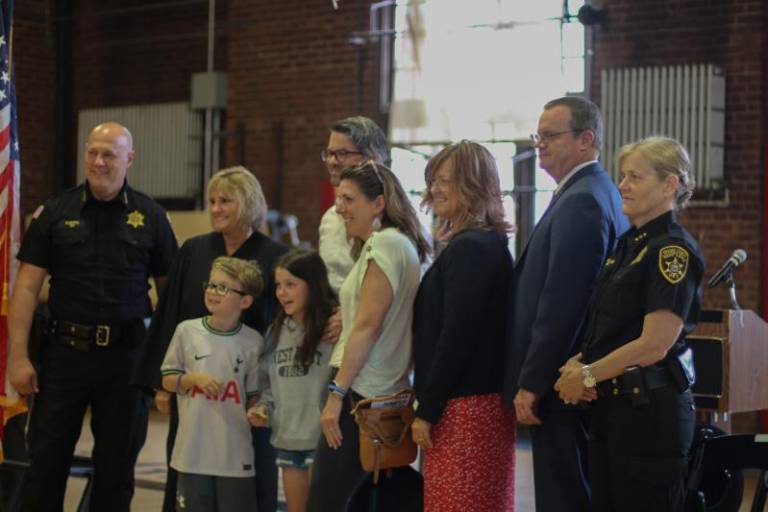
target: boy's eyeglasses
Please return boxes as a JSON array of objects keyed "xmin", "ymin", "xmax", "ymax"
[{"xmin": 202, "ymin": 281, "xmax": 247, "ymax": 296}]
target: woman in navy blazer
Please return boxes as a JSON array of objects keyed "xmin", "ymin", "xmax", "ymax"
[{"xmin": 411, "ymin": 140, "xmax": 515, "ymax": 512}]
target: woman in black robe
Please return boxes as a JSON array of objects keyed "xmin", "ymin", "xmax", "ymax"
[{"xmin": 137, "ymin": 166, "xmax": 287, "ymax": 512}]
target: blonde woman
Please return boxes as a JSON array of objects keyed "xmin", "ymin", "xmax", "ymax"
[
  {"xmin": 555, "ymin": 137, "xmax": 704, "ymax": 511},
  {"xmin": 138, "ymin": 166, "xmax": 287, "ymax": 512}
]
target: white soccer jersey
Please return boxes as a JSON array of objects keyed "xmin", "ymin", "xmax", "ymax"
[{"xmin": 161, "ymin": 317, "xmax": 263, "ymax": 477}]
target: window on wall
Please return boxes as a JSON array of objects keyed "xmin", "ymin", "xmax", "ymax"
[{"xmin": 389, "ymin": 0, "xmax": 586, "ymax": 257}]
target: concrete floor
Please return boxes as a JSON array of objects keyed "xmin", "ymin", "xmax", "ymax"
[
  {"xmin": 64, "ymin": 409, "xmax": 168, "ymax": 511},
  {"xmin": 62, "ymin": 410, "xmax": 764, "ymax": 511},
  {"xmin": 62, "ymin": 408, "xmax": 534, "ymax": 511}
]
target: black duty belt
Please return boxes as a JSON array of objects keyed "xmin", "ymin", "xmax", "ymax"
[
  {"xmin": 50, "ymin": 319, "xmax": 131, "ymax": 351},
  {"xmin": 596, "ymin": 364, "xmax": 674, "ymax": 399}
]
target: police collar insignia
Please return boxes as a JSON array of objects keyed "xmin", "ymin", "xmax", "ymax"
[
  {"xmin": 658, "ymin": 245, "xmax": 689, "ymax": 284},
  {"xmin": 126, "ymin": 210, "xmax": 145, "ymax": 228},
  {"xmin": 630, "ymin": 246, "xmax": 648, "ymax": 265},
  {"xmin": 32, "ymin": 205, "xmax": 45, "ymax": 220}
]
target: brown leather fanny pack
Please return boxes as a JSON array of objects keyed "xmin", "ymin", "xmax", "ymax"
[{"xmin": 351, "ymin": 389, "xmax": 418, "ymax": 484}]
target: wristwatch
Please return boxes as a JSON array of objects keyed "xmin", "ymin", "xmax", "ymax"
[{"xmin": 581, "ymin": 365, "xmax": 596, "ymax": 388}]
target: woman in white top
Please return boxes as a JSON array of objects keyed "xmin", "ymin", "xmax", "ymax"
[{"xmin": 306, "ymin": 161, "xmax": 431, "ymax": 512}]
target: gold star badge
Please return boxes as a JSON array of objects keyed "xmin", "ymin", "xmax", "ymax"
[
  {"xmin": 658, "ymin": 245, "xmax": 689, "ymax": 284},
  {"xmin": 126, "ymin": 210, "xmax": 145, "ymax": 229}
]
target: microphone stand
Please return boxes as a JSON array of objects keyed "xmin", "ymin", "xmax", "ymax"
[{"xmin": 725, "ymin": 271, "xmax": 741, "ymax": 310}]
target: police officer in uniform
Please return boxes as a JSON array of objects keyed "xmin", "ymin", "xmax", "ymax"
[
  {"xmin": 555, "ymin": 136, "xmax": 704, "ymax": 512},
  {"xmin": 7, "ymin": 122, "xmax": 178, "ymax": 511}
]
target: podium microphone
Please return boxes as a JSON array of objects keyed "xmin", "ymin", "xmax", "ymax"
[{"xmin": 707, "ymin": 249, "xmax": 747, "ymax": 288}]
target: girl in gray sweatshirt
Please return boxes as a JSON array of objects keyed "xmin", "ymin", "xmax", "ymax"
[{"xmin": 248, "ymin": 249, "xmax": 337, "ymax": 512}]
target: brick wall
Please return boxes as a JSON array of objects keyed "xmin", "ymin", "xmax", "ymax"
[
  {"xmin": 13, "ymin": 0, "xmax": 227, "ymax": 212},
  {"xmin": 13, "ymin": 1, "xmax": 57, "ymax": 214},
  {"xmin": 66, "ymin": 0, "xmax": 228, "ymax": 188},
  {"xmin": 14, "ymin": 0, "xmax": 384, "ymax": 247},
  {"xmin": 224, "ymin": 0, "xmax": 386, "ymax": 245},
  {"xmin": 70, "ymin": 1, "xmax": 226, "ymax": 110},
  {"xmin": 591, "ymin": 0, "xmax": 765, "ymax": 314},
  {"xmin": 15, "ymin": 0, "xmax": 763, "ymax": 275}
]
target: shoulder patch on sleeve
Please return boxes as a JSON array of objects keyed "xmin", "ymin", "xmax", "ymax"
[{"xmin": 658, "ymin": 245, "xmax": 689, "ymax": 284}]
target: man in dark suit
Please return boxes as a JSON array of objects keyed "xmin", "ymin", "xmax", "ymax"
[{"xmin": 504, "ymin": 96, "xmax": 629, "ymax": 512}]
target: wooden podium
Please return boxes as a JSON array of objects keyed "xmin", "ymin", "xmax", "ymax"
[{"xmin": 688, "ymin": 309, "xmax": 768, "ymax": 430}]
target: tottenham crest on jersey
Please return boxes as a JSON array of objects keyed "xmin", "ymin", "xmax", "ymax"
[{"xmin": 658, "ymin": 245, "xmax": 689, "ymax": 284}]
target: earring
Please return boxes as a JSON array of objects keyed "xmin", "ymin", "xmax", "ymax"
[{"xmin": 372, "ymin": 216, "xmax": 382, "ymax": 231}]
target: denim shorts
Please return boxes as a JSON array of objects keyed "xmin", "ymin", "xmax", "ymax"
[{"xmin": 276, "ymin": 449, "xmax": 315, "ymax": 470}]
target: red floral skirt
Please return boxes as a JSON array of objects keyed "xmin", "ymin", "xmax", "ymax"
[{"xmin": 423, "ymin": 392, "xmax": 516, "ymax": 512}]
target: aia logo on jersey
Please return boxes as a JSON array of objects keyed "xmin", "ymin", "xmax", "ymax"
[{"xmin": 190, "ymin": 380, "xmax": 241, "ymax": 404}]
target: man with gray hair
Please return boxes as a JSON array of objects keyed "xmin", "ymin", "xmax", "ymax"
[
  {"xmin": 319, "ymin": 115, "xmax": 388, "ymax": 294},
  {"xmin": 317, "ymin": 116, "xmax": 409, "ymax": 510}
]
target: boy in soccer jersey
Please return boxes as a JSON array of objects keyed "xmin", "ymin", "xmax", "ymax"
[{"xmin": 161, "ymin": 256, "xmax": 264, "ymax": 511}]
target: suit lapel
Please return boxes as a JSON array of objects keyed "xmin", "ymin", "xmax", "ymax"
[{"xmin": 515, "ymin": 163, "xmax": 601, "ymax": 265}]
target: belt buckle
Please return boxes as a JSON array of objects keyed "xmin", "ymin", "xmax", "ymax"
[{"xmin": 95, "ymin": 325, "xmax": 111, "ymax": 347}]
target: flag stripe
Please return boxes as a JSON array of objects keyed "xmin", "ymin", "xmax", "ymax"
[{"xmin": 0, "ymin": 0, "xmax": 24, "ymax": 463}]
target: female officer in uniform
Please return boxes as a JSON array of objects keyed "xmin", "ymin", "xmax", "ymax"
[{"xmin": 554, "ymin": 136, "xmax": 704, "ymax": 511}]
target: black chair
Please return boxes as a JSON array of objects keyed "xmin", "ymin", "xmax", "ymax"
[
  {"xmin": 347, "ymin": 466, "xmax": 423, "ymax": 512},
  {"xmin": 0, "ymin": 455, "xmax": 95, "ymax": 512},
  {"xmin": 266, "ymin": 209, "xmax": 304, "ymax": 247},
  {"xmin": 0, "ymin": 458, "xmax": 26, "ymax": 512},
  {"xmin": 686, "ymin": 431, "xmax": 768, "ymax": 512},
  {"xmin": 0, "ymin": 305, "xmax": 94, "ymax": 512},
  {"xmin": 69, "ymin": 455, "xmax": 96, "ymax": 511}
]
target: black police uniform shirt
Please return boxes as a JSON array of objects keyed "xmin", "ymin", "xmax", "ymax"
[
  {"xmin": 18, "ymin": 182, "xmax": 178, "ymax": 326},
  {"xmin": 581, "ymin": 210, "xmax": 704, "ymax": 364}
]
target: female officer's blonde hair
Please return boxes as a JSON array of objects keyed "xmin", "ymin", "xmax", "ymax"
[
  {"xmin": 617, "ymin": 136, "xmax": 695, "ymax": 209},
  {"xmin": 208, "ymin": 166, "xmax": 268, "ymax": 230}
]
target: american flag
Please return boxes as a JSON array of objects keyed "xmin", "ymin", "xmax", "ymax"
[{"xmin": 0, "ymin": 0, "xmax": 24, "ymax": 463}]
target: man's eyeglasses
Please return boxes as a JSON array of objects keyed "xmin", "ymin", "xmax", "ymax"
[
  {"xmin": 321, "ymin": 149, "xmax": 364, "ymax": 162},
  {"xmin": 530, "ymin": 129, "xmax": 583, "ymax": 145},
  {"xmin": 202, "ymin": 281, "xmax": 247, "ymax": 296}
]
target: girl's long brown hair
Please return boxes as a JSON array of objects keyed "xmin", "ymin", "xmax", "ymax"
[{"xmin": 266, "ymin": 249, "xmax": 338, "ymax": 370}]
